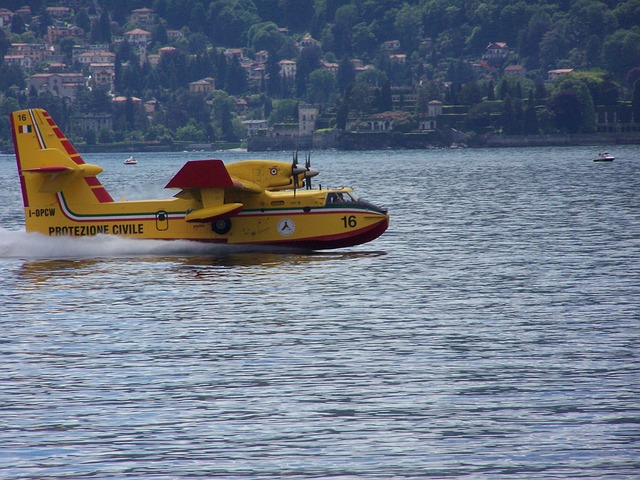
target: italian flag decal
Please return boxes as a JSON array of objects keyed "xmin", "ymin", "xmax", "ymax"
[{"xmin": 19, "ymin": 125, "xmax": 33, "ymax": 133}]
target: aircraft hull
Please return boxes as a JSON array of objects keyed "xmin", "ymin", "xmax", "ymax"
[{"xmin": 25, "ymin": 193, "xmax": 389, "ymax": 250}]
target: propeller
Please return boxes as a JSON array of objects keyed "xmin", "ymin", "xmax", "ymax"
[
  {"xmin": 291, "ymin": 151, "xmax": 319, "ymax": 193},
  {"xmin": 292, "ymin": 151, "xmax": 301, "ymax": 195},
  {"xmin": 305, "ymin": 152, "xmax": 312, "ymax": 190}
]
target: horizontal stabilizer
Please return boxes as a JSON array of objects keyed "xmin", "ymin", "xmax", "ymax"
[
  {"xmin": 21, "ymin": 147, "xmax": 104, "ymax": 178},
  {"xmin": 21, "ymin": 152, "xmax": 103, "ymax": 193},
  {"xmin": 165, "ymin": 159, "xmax": 233, "ymax": 189},
  {"xmin": 185, "ymin": 202, "xmax": 243, "ymax": 223},
  {"xmin": 22, "ymin": 166, "xmax": 74, "ymax": 173}
]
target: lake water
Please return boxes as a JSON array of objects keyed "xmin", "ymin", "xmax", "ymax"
[{"xmin": 1, "ymin": 146, "xmax": 639, "ymax": 479}]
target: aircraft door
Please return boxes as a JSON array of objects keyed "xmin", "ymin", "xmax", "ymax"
[{"xmin": 155, "ymin": 210, "xmax": 169, "ymax": 231}]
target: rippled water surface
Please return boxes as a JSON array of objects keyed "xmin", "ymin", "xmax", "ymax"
[{"xmin": 1, "ymin": 147, "xmax": 639, "ymax": 479}]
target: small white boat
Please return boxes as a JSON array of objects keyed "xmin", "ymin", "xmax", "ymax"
[
  {"xmin": 124, "ymin": 155, "xmax": 138, "ymax": 165},
  {"xmin": 593, "ymin": 152, "xmax": 614, "ymax": 162}
]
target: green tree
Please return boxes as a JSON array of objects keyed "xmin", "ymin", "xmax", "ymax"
[
  {"xmin": 187, "ymin": 33, "xmax": 210, "ymax": 55},
  {"xmin": 379, "ymin": 80, "xmax": 393, "ymax": 112},
  {"xmin": 0, "ymin": 29, "xmax": 10, "ymax": 60},
  {"xmin": 615, "ymin": 0, "xmax": 640, "ymax": 29},
  {"xmin": 518, "ymin": 12, "xmax": 551, "ymax": 69},
  {"xmin": 157, "ymin": 48, "xmax": 189, "ymax": 91},
  {"xmin": 356, "ymin": 68, "xmax": 388, "ymax": 87},
  {"xmin": 329, "ymin": 20, "xmax": 353, "ymax": 58},
  {"xmin": 632, "ymin": 80, "xmax": 640, "ymax": 123},
  {"xmin": 91, "ymin": 9, "xmax": 112, "ymax": 43},
  {"xmin": 539, "ymin": 29, "xmax": 567, "ymax": 70},
  {"xmin": 523, "ymin": 92, "xmax": 539, "ymax": 134},
  {"xmin": 0, "ymin": 63, "xmax": 26, "ymax": 90},
  {"xmin": 98, "ymin": 126, "xmax": 114, "ymax": 144},
  {"xmin": 84, "ymin": 129, "xmax": 97, "ymax": 145},
  {"xmin": 125, "ymin": 97, "xmax": 135, "ymax": 130},
  {"xmin": 569, "ymin": 0, "xmax": 617, "ymax": 44},
  {"xmin": 225, "ymin": 56, "xmax": 247, "ymax": 95},
  {"xmin": 248, "ymin": 22, "xmax": 286, "ymax": 53},
  {"xmin": 334, "ymin": 4, "xmax": 358, "ymax": 28},
  {"xmin": 394, "ymin": 4, "xmax": 424, "ymax": 53},
  {"xmin": 498, "ymin": 2, "xmax": 532, "ymax": 47},
  {"xmin": 570, "ymin": 71, "xmax": 620, "ymax": 106},
  {"xmin": 268, "ymin": 98, "xmax": 298, "ymax": 124},
  {"xmin": 10, "ymin": 15, "xmax": 25, "ymax": 35},
  {"xmin": 0, "ymin": 93, "xmax": 20, "ymax": 143},
  {"xmin": 296, "ymin": 46, "xmax": 321, "ymax": 97},
  {"xmin": 585, "ymin": 35, "xmax": 602, "ymax": 67},
  {"xmin": 603, "ymin": 29, "xmax": 640, "ymax": 80},
  {"xmin": 58, "ymin": 37, "xmax": 77, "ymax": 65},
  {"xmin": 416, "ymin": 80, "xmax": 444, "ymax": 113},
  {"xmin": 208, "ymin": 0, "xmax": 260, "ymax": 45},
  {"xmin": 464, "ymin": 101, "xmax": 496, "ymax": 133},
  {"xmin": 537, "ymin": 106, "xmax": 557, "ymax": 134},
  {"xmin": 189, "ymin": 3, "xmax": 208, "ymax": 34},
  {"xmin": 626, "ymin": 67, "xmax": 640, "ymax": 89},
  {"xmin": 347, "ymin": 82, "xmax": 372, "ymax": 118},
  {"xmin": 34, "ymin": 8, "xmax": 52, "ymax": 38},
  {"xmin": 210, "ymin": 90, "xmax": 238, "ymax": 141},
  {"xmin": 336, "ymin": 99, "xmax": 349, "ymax": 130},
  {"xmin": 502, "ymin": 94, "xmax": 517, "ymax": 134},
  {"xmin": 151, "ymin": 23, "xmax": 168, "ymax": 47},
  {"xmin": 176, "ymin": 119, "xmax": 206, "ymax": 141},
  {"xmin": 337, "ymin": 56, "xmax": 355, "ymax": 94},
  {"xmin": 352, "ymin": 22, "xmax": 377, "ymax": 56},
  {"xmin": 145, "ymin": 123, "xmax": 174, "ymax": 142},
  {"xmin": 307, "ymin": 68, "xmax": 337, "ymax": 103},
  {"xmin": 278, "ymin": 0, "xmax": 314, "ymax": 33},
  {"xmin": 75, "ymin": 7, "xmax": 91, "ymax": 33},
  {"xmin": 265, "ymin": 55, "xmax": 282, "ymax": 97},
  {"xmin": 459, "ymin": 81, "xmax": 483, "ymax": 106},
  {"xmin": 548, "ymin": 77, "xmax": 596, "ymax": 133}
]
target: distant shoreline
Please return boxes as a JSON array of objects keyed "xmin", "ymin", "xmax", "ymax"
[
  {"xmin": 248, "ymin": 130, "xmax": 640, "ymax": 151},
  {"xmin": 478, "ymin": 132, "xmax": 640, "ymax": 148},
  {"xmin": 3, "ymin": 131, "xmax": 639, "ymax": 155}
]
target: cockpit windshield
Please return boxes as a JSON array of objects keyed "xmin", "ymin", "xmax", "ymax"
[
  {"xmin": 325, "ymin": 191, "xmax": 357, "ymax": 205},
  {"xmin": 324, "ymin": 190, "xmax": 387, "ymax": 214}
]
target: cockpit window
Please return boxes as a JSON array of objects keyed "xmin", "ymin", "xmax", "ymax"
[
  {"xmin": 326, "ymin": 192, "xmax": 356, "ymax": 205},
  {"xmin": 325, "ymin": 191, "xmax": 361, "ymax": 205},
  {"xmin": 344, "ymin": 192, "xmax": 358, "ymax": 201},
  {"xmin": 326, "ymin": 192, "xmax": 343, "ymax": 204}
]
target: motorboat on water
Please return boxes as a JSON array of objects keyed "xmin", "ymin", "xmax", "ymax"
[
  {"xmin": 593, "ymin": 152, "xmax": 614, "ymax": 162},
  {"xmin": 124, "ymin": 155, "xmax": 138, "ymax": 165}
]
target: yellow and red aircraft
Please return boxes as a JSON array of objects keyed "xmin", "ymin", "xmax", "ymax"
[{"xmin": 10, "ymin": 108, "xmax": 389, "ymax": 249}]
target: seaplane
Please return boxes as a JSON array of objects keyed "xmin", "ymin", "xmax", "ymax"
[{"xmin": 10, "ymin": 108, "xmax": 389, "ymax": 250}]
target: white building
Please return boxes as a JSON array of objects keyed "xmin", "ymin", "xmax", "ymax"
[{"xmin": 299, "ymin": 105, "xmax": 319, "ymax": 136}]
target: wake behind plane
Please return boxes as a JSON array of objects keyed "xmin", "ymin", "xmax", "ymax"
[{"xmin": 10, "ymin": 108, "xmax": 389, "ymax": 250}]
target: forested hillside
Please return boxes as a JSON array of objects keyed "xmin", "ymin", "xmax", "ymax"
[{"xmin": 1, "ymin": 0, "xmax": 640, "ymax": 148}]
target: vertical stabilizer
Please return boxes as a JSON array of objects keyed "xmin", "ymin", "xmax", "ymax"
[{"xmin": 11, "ymin": 108, "xmax": 114, "ymax": 232}]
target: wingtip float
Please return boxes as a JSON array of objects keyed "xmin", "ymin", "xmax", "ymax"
[{"xmin": 10, "ymin": 108, "xmax": 389, "ymax": 250}]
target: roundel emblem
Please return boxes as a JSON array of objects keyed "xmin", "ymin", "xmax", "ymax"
[
  {"xmin": 277, "ymin": 218, "xmax": 295, "ymax": 236},
  {"xmin": 270, "ymin": 167, "xmax": 278, "ymax": 175}
]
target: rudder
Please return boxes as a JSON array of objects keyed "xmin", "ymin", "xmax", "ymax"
[{"xmin": 11, "ymin": 108, "xmax": 114, "ymax": 233}]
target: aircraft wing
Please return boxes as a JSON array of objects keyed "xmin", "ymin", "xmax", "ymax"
[
  {"xmin": 165, "ymin": 159, "xmax": 263, "ymax": 193},
  {"xmin": 165, "ymin": 159, "xmax": 262, "ymax": 223}
]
